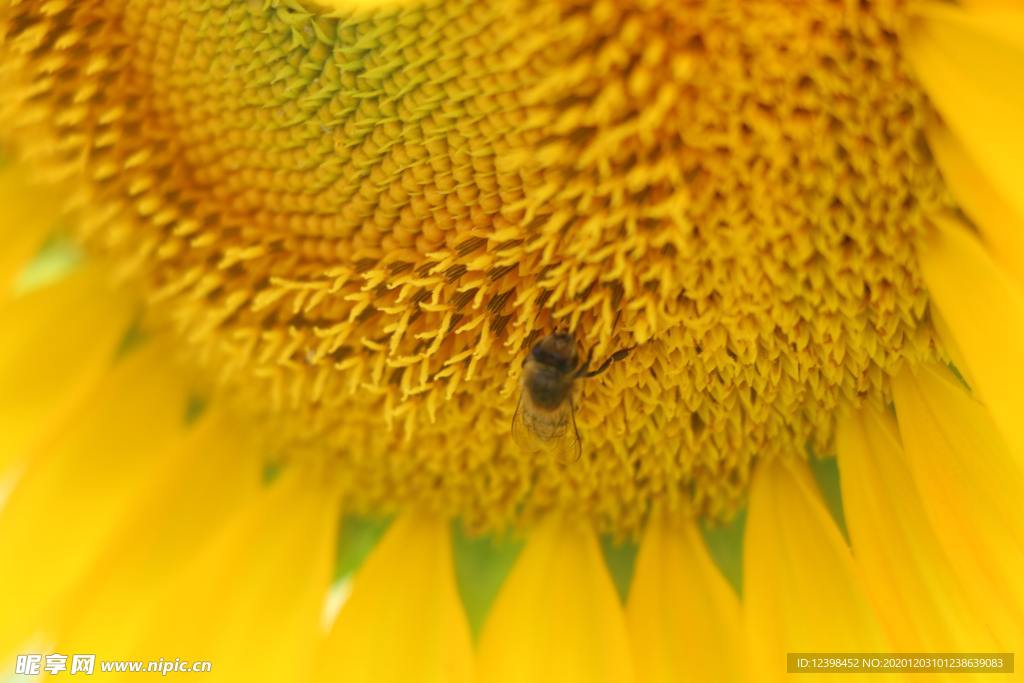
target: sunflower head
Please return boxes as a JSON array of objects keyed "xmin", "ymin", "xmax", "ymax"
[{"xmin": 0, "ymin": 0, "xmax": 963, "ymax": 537}]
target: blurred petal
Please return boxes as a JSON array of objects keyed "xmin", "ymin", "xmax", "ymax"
[
  {"xmin": 477, "ymin": 516, "xmax": 635, "ymax": 683},
  {"xmin": 918, "ymin": 213, "xmax": 1024, "ymax": 460},
  {"xmin": 128, "ymin": 467, "xmax": 340, "ymax": 683},
  {"xmin": 837, "ymin": 403, "xmax": 998, "ymax": 655},
  {"xmin": 926, "ymin": 120, "xmax": 1024, "ymax": 288},
  {"xmin": 626, "ymin": 512, "xmax": 742, "ymax": 683},
  {"xmin": 0, "ymin": 267, "xmax": 133, "ymax": 479},
  {"xmin": 961, "ymin": 0, "xmax": 1021, "ymax": 9},
  {"xmin": 906, "ymin": 3, "xmax": 1024, "ymax": 222},
  {"xmin": 315, "ymin": 514, "xmax": 473, "ymax": 683},
  {"xmin": 50, "ymin": 408, "xmax": 264, "ymax": 655},
  {"xmin": 0, "ymin": 165, "xmax": 60, "ymax": 292},
  {"xmin": 743, "ymin": 457, "xmax": 894, "ymax": 683},
  {"xmin": 0, "ymin": 343, "xmax": 190, "ymax": 655},
  {"xmin": 892, "ymin": 363, "xmax": 1024, "ymax": 649}
]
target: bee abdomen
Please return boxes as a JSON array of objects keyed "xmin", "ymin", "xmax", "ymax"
[{"xmin": 526, "ymin": 368, "xmax": 572, "ymax": 410}]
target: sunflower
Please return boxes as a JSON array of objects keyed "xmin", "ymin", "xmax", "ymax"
[{"xmin": 1, "ymin": 0, "xmax": 1022, "ymax": 681}]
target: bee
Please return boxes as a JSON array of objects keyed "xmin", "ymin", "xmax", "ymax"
[{"xmin": 512, "ymin": 331, "xmax": 632, "ymax": 463}]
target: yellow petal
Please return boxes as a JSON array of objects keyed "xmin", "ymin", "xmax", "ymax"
[
  {"xmin": 905, "ymin": 4, "xmax": 1024, "ymax": 223},
  {"xmin": 918, "ymin": 213, "xmax": 1024, "ymax": 460},
  {"xmin": 961, "ymin": 1, "xmax": 1022, "ymax": 9},
  {"xmin": 0, "ymin": 342, "xmax": 190, "ymax": 655},
  {"xmin": 0, "ymin": 165, "xmax": 61, "ymax": 293},
  {"xmin": 127, "ymin": 467, "xmax": 340, "ymax": 683},
  {"xmin": 928, "ymin": 306, "xmax": 974, "ymax": 389},
  {"xmin": 837, "ymin": 402, "xmax": 998, "ymax": 655},
  {"xmin": 891, "ymin": 363, "xmax": 1024, "ymax": 650},
  {"xmin": 477, "ymin": 516, "xmax": 635, "ymax": 683},
  {"xmin": 925, "ymin": 120, "xmax": 1024, "ymax": 288},
  {"xmin": 315, "ymin": 513, "xmax": 474, "ymax": 683},
  {"xmin": 49, "ymin": 409, "xmax": 264, "ymax": 656},
  {"xmin": 626, "ymin": 512, "xmax": 742, "ymax": 683},
  {"xmin": 0, "ymin": 266, "xmax": 133, "ymax": 480},
  {"xmin": 743, "ymin": 457, "xmax": 895, "ymax": 683}
]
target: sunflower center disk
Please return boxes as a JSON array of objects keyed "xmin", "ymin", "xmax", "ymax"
[{"xmin": 1, "ymin": 0, "xmax": 949, "ymax": 533}]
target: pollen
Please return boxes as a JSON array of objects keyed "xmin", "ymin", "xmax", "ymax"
[{"xmin": 0, "ymin": 0, "xmax": 952, "ymax": 534}]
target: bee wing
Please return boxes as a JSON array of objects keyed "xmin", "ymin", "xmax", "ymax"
[
  {"xmin": 511, "ymin": 391, "xmax": 543, "ymax": 454},
  {"xmin": 511, "ymin": 391, "xmax": 582, "ymax": 464},
  {"xmin": 549, "ymin": 396, "xmax": 582, "ymax": 464}
]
